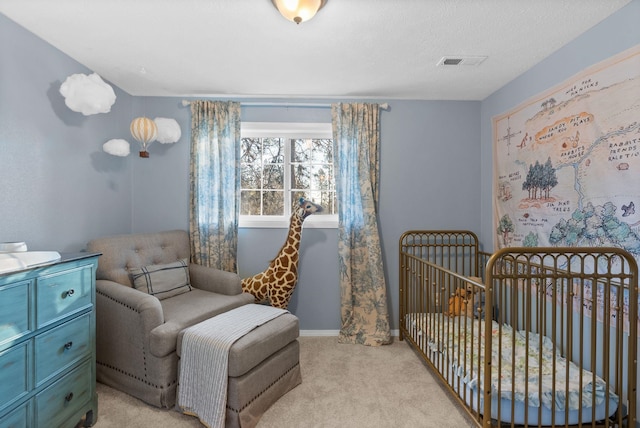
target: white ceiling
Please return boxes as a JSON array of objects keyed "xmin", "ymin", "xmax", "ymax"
[{"xmin": 0, "ymin": 0, "xmax": 631, "ymax": 100}]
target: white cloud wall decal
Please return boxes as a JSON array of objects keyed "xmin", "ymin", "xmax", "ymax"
[
  {"xmin": 59, "ymin": 73, "xmax": 116, "ymax": 115},
  {"xmin": 103, "ymin": 139, "xmax": 130, "ymax": 157},
  {"xmin": 154, "ymin": 117, "xmax": 182, "ymax": 144}
]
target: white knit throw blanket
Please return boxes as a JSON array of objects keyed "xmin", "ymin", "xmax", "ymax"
[{"xmin": 178, "ymin": 304, "xmax": 288, "ymax": 428}]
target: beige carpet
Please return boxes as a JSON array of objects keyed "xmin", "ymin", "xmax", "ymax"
[{"xmin": 91, "ymin": 336, "xmax": 476, "ymax": 428}]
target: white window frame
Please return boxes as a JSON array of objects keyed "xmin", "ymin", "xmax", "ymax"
[{"xmin": 240, "ymin": 122, "xmax": 338, "ymax": 229}]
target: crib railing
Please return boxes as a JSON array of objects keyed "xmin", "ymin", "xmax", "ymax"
[
  {"xmin": 399, "ymin": 230, "xmax": 488, "ymax": 425},
  {"xmin": 399, "ymin": 230, "xmax": 638, "ymax": 428},
  {"xmin": 485, "ymin": 247, "xmax": 638, "ymax": 428}
]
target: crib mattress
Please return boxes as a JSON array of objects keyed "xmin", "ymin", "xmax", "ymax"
[{"xmin": 405, "ymin": 313, "xmax": 619, "ymax": 425}]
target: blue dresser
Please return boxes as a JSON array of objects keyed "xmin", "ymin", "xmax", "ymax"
[{"xmin": 0, "ymin": 253, "xmax": 100, "ymax": 428}]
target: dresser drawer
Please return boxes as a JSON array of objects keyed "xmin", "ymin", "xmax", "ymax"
[
  {"xmin": 36, "ymin": 360, "xmax": 92, "ymax": 428},
  {"xmin": 36, "ymin": 266, "xmax": 93, "ymax": 328},
  {"xmin": 0, "ymin": 342, "xmax": 31, "ymax": 413},
  {"xmin": 0, "ymin": 400, "xmax": 30, "ymax": 428},
  {"xmin": 0, "ymin": 279, "xmax": 32, "ymax": 348},
  {"xmin": 1, "ymin": 255, "xmax": 98, "ymax": 428},
  {"xmin": 35, "ymin": 313, "xmax": 91, "ymax": 387}
]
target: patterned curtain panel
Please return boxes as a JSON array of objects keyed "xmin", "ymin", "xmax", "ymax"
[
  {"xmin": 332, "ymin": 102, "xmax": 391, "ymax": 346},
  {"xmin": 189, "ymin": 100, "xmax": 241, "ymax": 272}
]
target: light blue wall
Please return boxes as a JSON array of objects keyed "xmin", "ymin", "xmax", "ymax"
[
  {"xmin": 127, "ymin": 97, "xmax": 192, "ymax": 233},
  {"xmin": 479, "ymin": 0, "xmax": 640, "ymax": 247},
  {"xmin": 0, "ymin": 13, "xmax": 133, "ymax": 252}
]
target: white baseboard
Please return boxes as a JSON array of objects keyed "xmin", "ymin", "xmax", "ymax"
[
  {"xmin": 300, "ymin": 329, "xmax": 400, "ymax": 337},
  {"xmin": 299, "ymin": 330, "xmax": 339, "ymax": 336}
]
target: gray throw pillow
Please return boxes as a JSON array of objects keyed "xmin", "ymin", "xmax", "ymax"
[{"xmin": 130, "ymin": 258, "xmax": 192, "ymax": 300}]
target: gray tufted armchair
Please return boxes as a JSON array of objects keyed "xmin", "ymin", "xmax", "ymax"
[{"xmin": 86, "ymin": 230, "xmax": 254, "ymax": 408}]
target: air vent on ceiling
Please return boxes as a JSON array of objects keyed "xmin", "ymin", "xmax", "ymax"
[{"xmin": 437, "ymin": 56, "xmax": 488, "ymax": 67}]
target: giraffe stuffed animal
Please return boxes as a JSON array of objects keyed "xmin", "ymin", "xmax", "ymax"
[{"xmin": 241, "ymin": 198, "xmax": 323, "ymax": 309}]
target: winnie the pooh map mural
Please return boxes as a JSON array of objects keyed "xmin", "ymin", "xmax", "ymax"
[
  {"xmin": 493, "ymin": 45, "xmax": 640, "ymax": 254},
  {"xmin": 493, "ymin": 45, "xmax": 640, "ymax": 331}
]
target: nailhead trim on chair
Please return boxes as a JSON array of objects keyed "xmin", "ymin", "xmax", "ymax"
[
  {"xmin": 97, "ymin": 289, "xmax": 177, "ymax": 387},
  {"xmin": 226, "ymin": 362, "xmax": 300, "ymax": 413},
  {"xmin": 96, "ymin": 361, "xmax": 176, "ymax": 389},
  {"xmin": 97, "ymin": 289, "xmax": 140, "ymax": 313}
]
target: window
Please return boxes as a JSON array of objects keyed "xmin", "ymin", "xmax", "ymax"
[{"xmin": 240, "ymin": 122, "xmax": 337, "ymax": 228}]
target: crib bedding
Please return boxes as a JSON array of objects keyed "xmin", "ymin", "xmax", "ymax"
[
  {"xmin": 452, "ymin": 368, "xmax": 614, "ymax": 426},
  {"xmin": 405, "ymin": 313, "xmax": 618, "ymax": 422}
]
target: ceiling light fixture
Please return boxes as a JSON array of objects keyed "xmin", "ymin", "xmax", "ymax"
[{"xmin": 271, "ymin": 0, "xmax": 327, "ymax": 24}]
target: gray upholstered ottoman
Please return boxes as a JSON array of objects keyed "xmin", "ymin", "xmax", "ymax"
[{"xmin": 176, "ymin": 310, "xmax": 302, "ymax": 428}]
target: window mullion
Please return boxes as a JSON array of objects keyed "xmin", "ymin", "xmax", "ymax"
[
  {"xmin": 260, "ymin": 138, "xmax": 266, "ymax": 216},
  {"xmin": 284, "ymin": 137, "xmax": 292, "ymax": 217}
]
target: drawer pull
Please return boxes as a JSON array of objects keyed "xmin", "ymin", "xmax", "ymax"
[
  {"xmin": 63, "ymin": 289, "xmax": 75, "ymax": 298},
  {"xmin": 64, "ymin": 341, "xmax": 73, "ymax": 350},
  {"xmin": 65, "ymin": 392, "xmax": 74, "ymax": 402}
]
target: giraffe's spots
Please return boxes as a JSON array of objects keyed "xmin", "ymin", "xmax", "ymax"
[
  {"xmin": 249, "ymin": 273, "xmax": 265, "ymax": 283},
  {"xmin": 241, "ymin": 200, "xmax": 323, "ymax": 310}
]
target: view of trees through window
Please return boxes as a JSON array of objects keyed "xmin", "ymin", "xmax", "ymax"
[{"xmin": 240, "ymin": 137, "xmax": 336, "ymax": 217}]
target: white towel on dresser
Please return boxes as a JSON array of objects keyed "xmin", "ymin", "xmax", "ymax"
[{"xmin": 178, "ymin": 304, "xmax": 287, "ymax": 428}]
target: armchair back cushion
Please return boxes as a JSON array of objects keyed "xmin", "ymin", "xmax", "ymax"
[{"xmin": 88, "ymin": 230, "xmax": 190, "ymax": 286}]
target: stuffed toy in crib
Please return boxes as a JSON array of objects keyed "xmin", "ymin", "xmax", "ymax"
[
  {"xmin": 448, "ymin": 285, "xmax": 474, "ymax": 317},
  {"xmin": 465, "ymin": 284, "xmax": 475, "ymax": 318},
  {"xmin": 448, "ymin": 288, "xmax": 467, "ymax": 317},
  {"xmin": 465, "ymin": 277, "xmax": 499, "ymax": 320}
]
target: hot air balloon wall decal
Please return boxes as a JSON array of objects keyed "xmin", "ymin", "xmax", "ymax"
[
  {"xmin": 130, "ymin": 117, "xmax": 158, "ymax": 158},
  {"xmin": 112, "ymin": 116, "xmax": 182, "ymax": 158}
]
